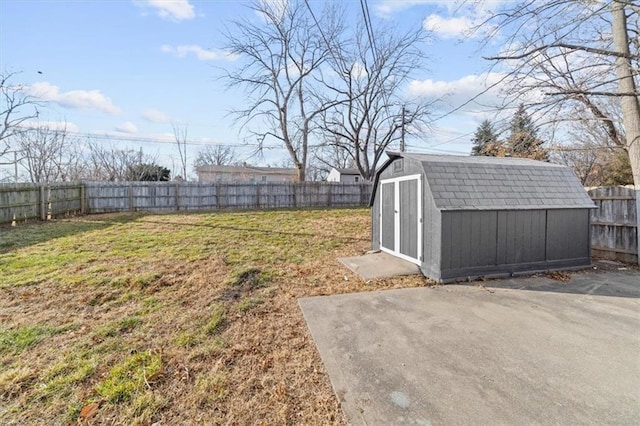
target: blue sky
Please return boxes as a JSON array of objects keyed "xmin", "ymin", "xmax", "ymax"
[{"xmin": 0, "ymin": 0, "xmax": 510, "ymax": 178}]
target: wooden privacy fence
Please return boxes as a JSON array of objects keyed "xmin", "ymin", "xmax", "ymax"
[
  {"xmin": 0, "ymin": 182, "xmax": 83, "ymax": 224},
  {"xmin": 0, "ymin": 181, "xmax": 372, "ymax": 224},
  {"xmin": 588, "ymin": 186, "xmax": 638, "ymax": 264}
]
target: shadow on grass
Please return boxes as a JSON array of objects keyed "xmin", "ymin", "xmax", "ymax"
[{"xmin": 0, "ymin": 213, "xmax": 146, "ymax": 254}]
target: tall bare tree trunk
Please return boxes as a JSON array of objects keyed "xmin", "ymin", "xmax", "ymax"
[
  {"xmin": 612, "ymin": 1, "xmax": 640, "ymax": 264},
  {"xmin": 612, "ymin": 1, "xmax": 640, "ymax": 188}
]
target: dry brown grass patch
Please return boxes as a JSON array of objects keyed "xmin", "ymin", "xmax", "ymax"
[{"xmin": 0, "ymin": 209, "xmax": 432, "ymax": 424}]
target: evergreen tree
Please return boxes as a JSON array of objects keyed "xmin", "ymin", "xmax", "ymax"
[
  {"xmin": 506, "ymin": 104, "xmax": 548, "ymax": 160},
  {"xmin": 471, "ymin": 119, "xmax": 499, "ymax": 156}
]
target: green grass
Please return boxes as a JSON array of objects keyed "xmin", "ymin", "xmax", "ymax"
[
  {"xmin": 238, "ymin": 296, "xmax": 265, "ymax": 312},
  {"xmin": 204, "ymin": 305, "xmax": 226, "ymax": 335},
  {"xmin": 0, "ymin": 325, "xmax": 56, "ymax": 355},
  {"xmin": 96, "ymin": 351, "xmax": 163, "ymax": 403},
  {"xmin": 95, "ymin": 316, "xmax": 143, "ymax": 338}
]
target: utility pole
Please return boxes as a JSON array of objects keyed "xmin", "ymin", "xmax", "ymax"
[
  {"xmin": 400, "ymin": 105, "xmax": 406, "ymax": 152},
  {"xmin": 0, "ymin": 150, "xmax": 22, "ymax": 182}
]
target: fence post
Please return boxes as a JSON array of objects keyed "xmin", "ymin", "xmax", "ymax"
[
  {"xmin": 80, "ymin": 183, "xmax": 86, "ymax": 214},
  {"xmin": 293, "ymin": 183, "xmax": 298, "ymax": 208},
  {"xmin": 129, "ymin": 183, "xmax": 134, "ymax": 212},
  {"xmin": 215, "ymin": 183, "xmax": 221, "ymax": 210},
  {"xmin": 175, "ymin": 182, "xmax": 180, "ymax": 211},
  {"xmin": 39, "ymin": 184, "xmax": 46, "ymax": 221},
  {"xmin": 327, "ymin": 182, "xmax": 332, "ymax": 208},
  {"xmin": 257, "ymin": 183, "xmax": 261, "ymax": 208}
]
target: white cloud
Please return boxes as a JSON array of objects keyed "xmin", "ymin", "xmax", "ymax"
[
  {"xmin": 161, "ymin": 44, "xmax": 237, "ymax": 61},
  {"xmin": 423, "ymin": 14, "xmax": 475, "ymax": 39},
  {"xmin": 141, "ymin": 108, "xmax": 172, "ymax": 123},
  {"xmin": 409, "ymin": 72, "xmax": 507, "ymax": 99},
  {"xmin": 375, "ymin": 0, "xmax": 441, "ymax": 17},
  {"xmin": 135, "ymin": 0, "xmax": 195, "ymax": 21},
  {"xmin": 376, "ymin": 0, "xmax": 508, "ymax": 18},
  {"xmin": 407, "ymin": 72, "xmax": 510, "ymax": 120},
  {"xmin": 26, "ymin": 82, "xmax": 121, "ymax": 115},
  {"xmin": 408, "ymin": 72, "xmax": 545, "ymax": 125},
  {"xmin": 115, "ymin": 121, "xmax": 138, "ymax": 134}
]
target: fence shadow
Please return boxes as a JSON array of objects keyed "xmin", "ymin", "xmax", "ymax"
[
  {"xmin": 460, "ymin": 268, "xmax": 640, "ymax": 299},
  {"xmin": 0, "ymin": 213, "xmax": 146, "ymax": 254}
]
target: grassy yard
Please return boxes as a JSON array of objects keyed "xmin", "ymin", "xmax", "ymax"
[{"xmin": 0, "ymin": 209, "xmax": 428, "ymax": 425}]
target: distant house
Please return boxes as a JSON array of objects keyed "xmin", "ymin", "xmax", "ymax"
[
  {"xmin": 196, "ymin": 164, "xmax": 298, "ymax": 184},
  {"xmin": 327, "ymin": 167, "xmax": 362, "ymax": 183}
]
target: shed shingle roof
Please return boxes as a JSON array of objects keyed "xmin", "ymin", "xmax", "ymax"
[{"xmin": 393, "ymin": 153, "xmax": 595, "ymax": 211}]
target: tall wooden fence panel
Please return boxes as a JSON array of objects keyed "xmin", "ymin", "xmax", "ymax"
[
  {"xmin": 83, "ymin": 181, "xmax": 372, "ymax": 214},
  {"xmin": 0, "ymin": 182, "xmax": 83, "ymax": 224},
  {"xmin": 48, "ymin": 183, "xmax": 83, "ymax": 218},
  {"xmin": 588, "ymin": 186, "xmax": 638, "ymax": 263},
  {"xmin": 1, "ymin": 181, "xmax": 372, "ymax": 224},
  {"xmin": 0, "ymin": 184, "xmax": 41, "ymax": 223}
]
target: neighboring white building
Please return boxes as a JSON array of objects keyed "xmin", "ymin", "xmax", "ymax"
[
  {"xmin": 327, "ymin": 167, "xmax": 362, "ymax": 183},
  {"xmin": 196, "ymin": 164, "xmax": 298, "ymax": 183}
]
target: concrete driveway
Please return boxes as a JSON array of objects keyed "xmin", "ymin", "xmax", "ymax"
[{"xmin": 299, "ymin": 271, "xmax": 640, "ymax": 425}]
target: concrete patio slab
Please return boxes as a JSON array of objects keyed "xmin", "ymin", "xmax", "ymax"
[
  {"xmin": 299, "ymin": 271, "xmax": 640, "ymax": 425},
  {"xmin": 339, "ymin": 251, "xmax": 421, "ymax": 280}
]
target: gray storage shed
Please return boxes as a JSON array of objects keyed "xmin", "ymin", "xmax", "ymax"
[{"xmin": 370, "ymin": 152, "xmax": 595, "ymax": 282}]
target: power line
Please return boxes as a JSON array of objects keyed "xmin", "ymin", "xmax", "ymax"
[
  {"xmin": 359, "ymin": 0, "xmax": 378, "ymax": 64},
  {"xmin": 12, "ymin": 127, "xmax": 284, "ymax": 150}
]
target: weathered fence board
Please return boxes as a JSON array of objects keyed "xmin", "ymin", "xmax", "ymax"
[
  {"xmin": 48, "ymin": 183, "xmax": 83, "ymax": 218},
  {"xmin": 588, "ymin": 186, "xmax": 638, "ymax": 263},
  {"xmin": 82, "ymin": 181, "xmax": 372, "ymax": 214},
  {"xmin": 0, "ymin": 182, "xmax": 82, "ymax": 224},
  {"xmin": 0, "ymin": 184, "xmax": 40, "ymax": 223}
]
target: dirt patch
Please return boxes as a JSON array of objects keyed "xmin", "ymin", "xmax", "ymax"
[{"xmin": 219, "ymin": 268, "xmax": 269, "ymax": 301}]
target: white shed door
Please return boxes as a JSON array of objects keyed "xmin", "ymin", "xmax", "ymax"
[{"xmin": 379, "ymin": 175, "xmax": 422, "ymax": 265}]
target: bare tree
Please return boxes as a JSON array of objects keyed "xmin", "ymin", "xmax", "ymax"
[
  {"xmin": 481, "ymin": 0, "xmax": 639, "ymax": 187},
  {"xmin": 17, "ymin": 123, "xmax": 72, "ymax": 183},
  {"xmin": 320, "ymin": 21, "xmax": 433, "ymax": 180},
  {"xmin": 223, "ymin": 0, "xmax": 341, "ymax": 181},
  {"xmin": 1, "ymin": 71, "xmax": 40, "ymax": 156},
  {"xmin": 173, "ymin": 124, "xmax": 188, "ymax": 179},
  {"xmin": 552, "ymin": 143, "xmax": 605, "ymax": 186},
  {"xmin": 85, "ymin": 141, "xmax": 157, "ymax": 181},
  {"xmin": 193, "ymin": 144, "xmax": 239, "ymax": 169},
  {"xmin": 314, "ymin": 142, "xmax": 354, "ymax": 173},
  {"xmin": 553, "ymin": 112, "xmax": 632, "ymax": 186}
]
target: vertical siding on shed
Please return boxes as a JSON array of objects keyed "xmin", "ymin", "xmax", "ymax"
[
  {"xmin": 371, "ymin": 189, "xmax": 381, "ymax": 251},
  {"xmin": 497, "ymin": 210, "xmax": 546, "ymax": 265},
  {"xmin": 439, "ymin": 208, "xmax": 590, "ymax": 280},
  {"xmin": 441, "ymin": 210, "xmax": 498, "ymax": 270},
  {"xmin": 546, "ymin": 209, "xmax": 590, "ymax": 260},
  {"xmin": 420, "ymin": 176, "xmax": 441, "ymax": 278}
]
